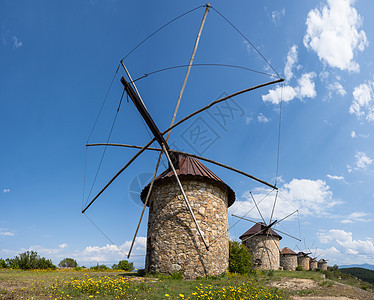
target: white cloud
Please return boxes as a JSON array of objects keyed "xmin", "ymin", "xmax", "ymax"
[
  {"xmin": 271, "ymin": 8, "xmax": 286, "ymax": 26},
  {"xmin": 243, "ymin": 40, "xmax": 251, "ymax": 55},
  {"xmin": 355, "ymin": 151, "xmax": 372, "ymax": 169},
  {"xmin": 0, "ymin": 237, "xmax": 147, "ymax": 268},
  {"xmin": 245, "ymin": 117, "xmax": 253, "ymax": 125},
  {"xmin": 298, "ymin": 72, "xmax": 317, "ymax": 98},
  {"xmin": 229, "ymin": 178, "xmax": 339, "ymax": 223},
  {"xmin": 327, "ymin": 174, "xmax": 344, "ymax": 180},
  {"xmin": 0, "ymin": 228, "xmax": 15, "ymax": 236},
  {"xmin": 11, "ymin": 36, "xmax": 22, "ymax": 49},
  {"xmin": 341, "ymin": 211, "xmax": 370, "ymax": 224},
  {"xmin": 327, "ymin": 82, "xmax": 347, "ymax": 98},
  {"xmin": 78, "ymin": 237, "xmax": 146, "ymax": 264},
  {"xmin": 350, "ymin": 81, "xmax": 374, "ymax": 121},
  {"xmin": 303, "ymin": 0, "xmax": 368, "ymax": 72},
  {"xmin": 257, "ymin": 113, "xmax": 270, "ymax": 123},
  {"xmin": 351, "ymin": 131, "xmax": 370, "ymax": 138},
  {"xmin": 284, "ymin": 45, "xmax": 298, "ymax": 82},
  {"xmin": 318, "ymin": 229, "xmax": 374, "ymax": 255},
  {"xmin": 262, "ymin": 72, "xmax": 316, "ymax": 104},
  {"xmin": 3, "ymin": 189, "xmax": 10, "ymax": 193}
]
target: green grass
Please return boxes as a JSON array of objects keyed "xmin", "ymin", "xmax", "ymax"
[
  {"xmin": 0, "ymin": 269, "xmax": 282, "ymax": 299},
  {"xmin": 1, "ymin": 268, "xmax": 373, "ymax": 299}
]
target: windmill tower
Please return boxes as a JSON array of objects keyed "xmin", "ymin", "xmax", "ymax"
[
  {"xmin": 297, "ymin": 252, "xmax": 311, "ymax": 270},
  {"xmin": 141, "ymin": 154, "xmax": 235, "ymax": 278},
  {"xmin": 280, "ymin": 247, "xmax": 298, "ymax": 271},
  {"xmin": 318, "ymin": 258, "xmax": 328, "ymax": 270},
  {"xmin": 239, "ymin": 223, "xmax": 282, "ymax": 270}
]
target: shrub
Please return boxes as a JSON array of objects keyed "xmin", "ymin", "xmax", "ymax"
[
  {"xmin": 90, "ymin": 264, "xmax": 109, "ymax": 271},
  {"xmin": 59, "ymin": 258, "xmax": 78, "ymax": 268},
  {"xmin": 112, "ymin": 260, "xmax": 134, "ymax": 271},
  {"xmin": 0, "ymin": 258, "xmax": 7, "ymax": 268},
  {"xmin": 229, "ymin": 240, "xmax": 253, "ymax": 274},
  {"xmin": 7, "ymin": 251, "xmax": 56, "ymax": 270},
  {"xmin": 296, "ymin": 265, "xmax": 303, "ymax": 271}
]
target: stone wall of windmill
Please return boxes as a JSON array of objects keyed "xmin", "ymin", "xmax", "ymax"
[
  {"xmin": 309, "ymin": 258, "xmax": 317, "ymax": 270},
  {"xmin": 297, "ymin": 252, "xmax": 310, "ymax": 270},
  {"xmin": 240, "ymin": 223, "xmax": 282, "ymax": 270},
  {"xmin": 318, "ymin": 259, "xmax": 328, "ymax": 270},
  {"xmin": 142, "ymin": 155, "xmax": 236, "ymax": 279},
  {"xmin": 280, "ymin": 247, "xmax": 298, "ymax": 270}
]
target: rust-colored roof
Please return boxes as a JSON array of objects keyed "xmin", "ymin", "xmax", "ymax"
[
  {"xmin": 239, "ymin": 222, "xmax": 282, "ymax": 240},
  {"xmin": 140, "ymin": 154, "xmax": 236, "ymax": 207},
  {"xmin": 281, "ymin": 247, "xmax": 297, "ymax": 255}
]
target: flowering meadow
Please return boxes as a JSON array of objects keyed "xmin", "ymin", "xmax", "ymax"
[{"xmin": 47, "ymin": 272, "xmax": 283, "ymax": 299}]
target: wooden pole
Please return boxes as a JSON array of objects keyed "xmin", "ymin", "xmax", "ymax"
[
  {"xmin": 126, "ymin": 5, "xmax": 210, "ymax": 258},
  {"xmin": 162, "ymin": 144, "xmax": 209, "ymax": 250},
  {"xmin": 81, "ymin": 137, "xmax": 156, "ymax": 213},
  {"xmin": 86, "ymin": 143, "xmax": 278, "ymax": 190},
  {"xmin": 161, "ymin": 78, "xmax": 284, "ymax": 137},
  {"xmin": 249, "ymin": 191, "xmax": 267, "ymax": 224}
]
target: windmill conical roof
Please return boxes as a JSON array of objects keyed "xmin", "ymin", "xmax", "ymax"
[
  {"xmin": 297, "ymin": 251, "xmax": 310, "ymax": 257},
  {"xmin": 281, "ymin": 247, "xmax": 297, "ymax": 255},
  {"xmin": 140, "ymin": 154, "xmax": 236, "ymax": 207},
  {"xmin": 239, "ymin": 222, "xmax": 282, "ymax": 240}
]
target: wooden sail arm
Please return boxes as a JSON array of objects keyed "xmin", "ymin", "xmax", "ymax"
[
  {"xmin": 86, "ymin": 143, "xmax": 278, "ymax": 190},
  {"xmin": 120, "ymin": 76, "xmax": 179, "ymax": 169},
  {"xmin": 161, "ymin": 78, "xmax": 284, "ymax": 137},
  {"xmin": 82, "ymin": 79, "xmax": 283, "ymax": 213},
  {"xmin": 231, "ymin": 214, "xmax": 301, "ymax": 241}
]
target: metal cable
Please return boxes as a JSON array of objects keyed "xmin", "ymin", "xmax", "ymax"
[
  {"xmin": 86, "ymin": 64, "xmax": 120, "ymax": 144},
  {"xmin": 131, "ymin": 63, "xmax": 277, "ymax": 83},
  {"xmin": 121, "ymin": 5, "xmax": 205, "ymax": 61},
  {"xmin": 85, "ymin": 88, "xmax": 125, "ymax": 207},
  {"xmin": 210, "ymin": 6, "xmax": 281, "ymax": 78}
]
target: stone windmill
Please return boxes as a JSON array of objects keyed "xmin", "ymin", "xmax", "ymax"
[
  {"xmin": 280, "ymin": 247, "xmax": 298, "ymax": 270},
  {"xmin": 82, "ymin": 4, "xmax": 284, "ymax": 278},
  {"xmin": 239, "ymin": 222, "xmax": 282, "ymax": 270},
  {"xmin": 141, "ymin": 154, "xmax": 235, "ymax": 278},
  {"xmin": 233, "ymin": 189, "xmax": 301, "ymax": 270}
]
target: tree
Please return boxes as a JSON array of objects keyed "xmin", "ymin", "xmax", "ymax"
[
  {"xmin": 229, "ymin": 241, "xmax": 253, "ymax": 274},
  {"xmin": 112, "ymin": 260, "xmax": 134, "ymax": 271},
  {"xmin": 0, "ymin": 258, "xmax": 7, "ymax": 268},
  {"xmin": 58, "ymin": 258, "xmax": 78, "ymax": 268},
  {"xmin": 9, "ymin": 251, "xmax": 56, "ymax": 270}
]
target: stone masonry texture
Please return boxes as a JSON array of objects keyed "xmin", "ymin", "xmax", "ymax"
[
  {"xmin": 280, "ymin": 254, "xmax": 297, "ymax": 271},
  {"xmin": 242, "ymin": 235, "xmax": 280, "ymax": 270},
  {"xmin": 145, "ymin": 178, "xmax": 229, "ymax": 279}
]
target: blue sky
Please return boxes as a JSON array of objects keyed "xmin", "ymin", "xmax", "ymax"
[{"xmin": 1, "ymin": 0, "xmax": 374, "ymax": 268}]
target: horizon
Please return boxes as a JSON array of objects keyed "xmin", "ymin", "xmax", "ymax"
[{"xmin": 1, "ymin": 0, "xmax": 374, "ymax": 269}]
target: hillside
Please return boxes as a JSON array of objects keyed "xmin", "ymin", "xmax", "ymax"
[
  {"xmin": 339, "ymin": 264, "xmax": 374, "ymax": 270},
  {"xmin": 340, "ymin": 267, "xmax": 374, "ymax": 284}
]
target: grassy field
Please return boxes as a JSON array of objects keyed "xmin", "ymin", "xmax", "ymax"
[{"xmin": 0, "ymin": 268, "xmax": 373, "ymax": 299}]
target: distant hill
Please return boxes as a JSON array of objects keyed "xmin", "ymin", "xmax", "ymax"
[
  {"xmin": 340, "ymin": 267, "xmax": 374, "ymax": 284},
  {"xmin": 339, "ymin": 264, "xmax": 374, "ymax": 271}
]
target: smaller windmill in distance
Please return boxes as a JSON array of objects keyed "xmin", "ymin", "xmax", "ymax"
[{"xmin": 233, "ymin": 190, "xmax": 301, "ymax": 270}]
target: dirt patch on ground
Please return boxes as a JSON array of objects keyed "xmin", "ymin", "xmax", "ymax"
[
  {"xmin": 291, "ymin": 297, "xmax": 357, "ymax": 300},
  {"xmin": 272, "ymin": 278, "xmax": 318, "ymax": 290},
  {"xmin": 270, "ymin": 277, "xmax": 374, "ymax": 300}
]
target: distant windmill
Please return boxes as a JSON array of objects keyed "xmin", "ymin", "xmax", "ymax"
[
  {"xmin": 82, "ymin": 4, "xmax": 284, "ymax": 278},
  {"xmin": 233, "ymin": 191, "xmax": 301, "ymax": 270}
]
